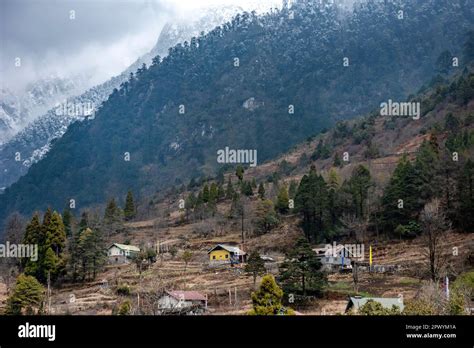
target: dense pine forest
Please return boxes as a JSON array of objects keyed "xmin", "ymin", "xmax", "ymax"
[
  {"xmin": 0, "ymin": 0, "xmax": 473, "ymax": 319},
  {"xmin": 1, "ymin": 0, "xmax": 473, "ymax": 224}
]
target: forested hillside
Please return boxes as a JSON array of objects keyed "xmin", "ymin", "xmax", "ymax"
[
  {"xmin": 1, "ymin": 0, "xmax": 473, "ymax": 229},
  {"xmin": 2, "ymin": 64, "xmax": 472, "ymax": 317}
]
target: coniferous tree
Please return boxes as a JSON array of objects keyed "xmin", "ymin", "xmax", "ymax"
[
  {"xmin": 103, "ymin": 198, "xmax": 123, "ymax": 236},
  {"xmin": 249, "ymin": 275, "xmax": 292, "ymax": 315},
  {"xmin": 333, "ymin": 152, "xmax": 342, "ymax": 167},
  {"xmin": 245, "ymin": 251, "xmax": 266, "ymax": 286},
  {"xmin": 258, "ymin": 182, "xmax": 266, "ymax": 200},
  {"xmin": 62, "ymin": 208, "xmax": 74, "ymax": 237},
  {"xmin": 78, "ymin": 212, "xmax": 89, "ymax": 232},
  {"xmin": 23, "ymin": 210, "xmax": 66, "ymax": 283},
  {"xmin": 278, "ymin": 237, "xmax": 326, "ymax": 297},
  {"xmin": 195, "ymin": 191, "xmax": 205, "ymax": 220},
  {"xmin": 45, "ymin": 211, "xmax": 66, "ymax": 256},
  {"xmin": 216, "ymin": 170, "xmax": 225, "ymax": 185},
  {"xmin": 226, "ymin": 176, "xmax": 234, "ymax": 199},
  {"xmin": 22, "ymin": 214, "xmax": 42, "ymax": 272},
  {"xmin": 253, "ymin": 199, "xmax": 279, "ymax": 235},
  {"xmin": 67, "ymin": 218, "xmax": 84, "ymax": 283},
  {"xmin": 414, "ymin": 140, "xmax": 441, "ymax": 206},
  {"xmin": 241, "ymin": 181, "xmax": 253, "ymax": 196},
  {"xmin": 42, "ymin": 208, "xmax": 52, "ymax": 231},
  {"xmin": 347, "ymin": 165, "xmax": 372, "ymax": 218},
  {"xmin": 236, "ymin": 165, "xmax": 244, "ymax": 182},
  {"xmin": 311, "ymin": 139, "xmax": 331, "ymax": 160},
  {"xmin": 381, "ymin": 155, "xmax": 420, "ymax": 234},
  {"xmin": 327, "ymin": 168, "xmax": 341, "ymax": 227},
  {"xmin": 288, "ymin": 180, "xmax": 298, "ymax": 199},
  {"xmin": 5, "ymin": 274, "xmax": 44, "ymax": 315},
  {"xmin": 42, "ymin": 211, "xmax": 66, "ymax": 282},
  {"xmin": 209, "ymin": 183, "xmax": 218, "ymax": 202},
  {"xmin": 295, "ymin": 167, "xmax": 331, "ymax": 242},
  {"xmin": 217, "ymin": 183, "xmax": 226, "ymax": 200},
  {"xmin": 124, "ymin": 191, "xmax": 136, "ymax": 221},
  {"xmin": 445, "ymin": 113, "xmax": 460, "ymax": 132},
  {"xmin": 77, "ymin": 227, "xmax": 106, "ymax": 281},
  {"xmin": 275, "ymin": 185, "xmax": 290, "ymax": 214},
  {"xmin": 202, "ymin": 184, "xmax": 210, "ymax": 203}
]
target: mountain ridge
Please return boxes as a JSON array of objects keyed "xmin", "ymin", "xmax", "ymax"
[
  {"xmin": 0, "ymin": 4, "xmax": 249, "ymax": 191},
  {"xmin": 1, "ymin": 0, "xmax": 473, "ymax": 228}
]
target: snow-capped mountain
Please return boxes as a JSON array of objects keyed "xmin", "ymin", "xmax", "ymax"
[
  {"xmin": 0, "ymin": 75, "xmax": 91, "ymax": 145},
  {"xmin": 0, "ymin": 4, "xmax": 263, "ymax": 191}
]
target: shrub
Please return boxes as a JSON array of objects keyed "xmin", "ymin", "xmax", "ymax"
[{"xmin": 116, "ymin": 284, "xmax": 131, "ymax": 296}]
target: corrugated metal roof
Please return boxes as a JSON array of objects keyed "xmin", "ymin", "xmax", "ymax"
[
  {"xmin": 207, "ymin": 244, "xmax": 246, "ymax": 255},
  {"xmin": 348, "ymin": 297, "xmax": 404, "ymax": 311},
  {"xmin": 110, "ymin": 243, "xmax": 140, "ymax": 252},
  {"xmin": 166, "ymin": 290, "xmax": 206, "ymax": 301}
]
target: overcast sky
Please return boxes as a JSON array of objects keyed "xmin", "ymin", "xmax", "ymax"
[{"xmin": 0, "ymin": 0, "xmax": 279, "ymax": 93}]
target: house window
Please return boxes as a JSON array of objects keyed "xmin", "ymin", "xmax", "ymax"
[
  {"xmin": 225, "ymin": 254, "xmax": 229, "ymax": 259},
  {"xmin": 212, "ymin": 255, "xmax": 216, "ymax": 260}
]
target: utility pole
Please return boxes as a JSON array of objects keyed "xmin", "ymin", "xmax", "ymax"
[
  {"xmin": 234, "ymin": 287, "xmax": 237, "ymax": 308},
  {"xmin": 241, "ymin": 203, "xmax": 245, "ymax": 244}
]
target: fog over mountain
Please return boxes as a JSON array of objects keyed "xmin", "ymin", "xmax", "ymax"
[{"xmin": 0, "ymin": 0, "xmax": 281, "ymax": 143}]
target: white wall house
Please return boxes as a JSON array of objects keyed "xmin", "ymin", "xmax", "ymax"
[
  {"xmin": 157, "ymin": 291, "xmax": 207, "ymax": 314},
  {"xmin": 108, "ymin": 243, "xmax": 140, "ymax": 264}
]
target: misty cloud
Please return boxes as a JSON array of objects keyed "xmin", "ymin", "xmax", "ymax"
[
  {"xmin": 0, "ymin": 0, "xmax": 170, "ymax": 91},
  {"xmin": 0, "ymin": 0, "xmax": 280, "ymax": 93}
]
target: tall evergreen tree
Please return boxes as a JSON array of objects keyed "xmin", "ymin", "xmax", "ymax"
[
  {"xmin": 249, "ymin": 275, "xmax": 292, "ymax": 315},
  {"xmin": 236, "ymin": 165, "xmax": 244, "ymax": 182},
  {"xmin": 103, "ymin": 198, "xmax": 123, "ymax": 235},
  {"xmin": 226, "ymin": 176, "xmax": 234, "ymax": 199},
  {"xmin": 45, "ymin": 211, "xmax": 66, "ymax": 256},
  {"xmin": 5, "ymin": 274, "xmax": 44, "ymax": 315},
  {"xmin": 275, "ymin": 185, "xmax": 290, "ymax": 214},
  {"xmin": 209, "ymin": 183, "xmax": 219, "ymax": 203},
  {"xmin": 22, "ymin": 214, "xmax": 42, "ymax": 271},
  {"xmin": 77, "ymin": 227, "xmax": 106, "ymax": 281},
  {"xmin": 381, "ymin": 155, "xmax": 420, "ymax": 233},
  {"xmin": 327, "ymin": 168, "xmax": 341, "ymax": 227},
  {"xmin": 347, "ymin": 165, "xmax": 372, "ymax": 218},
  {"xmin": 414, "ymin": 140, "xmax": 441, "ymax": 206},
  {"xmin": 253, "ymin": 199, "xmax": 280, "ymax": 235},
  {"xmin": 202, "ymin": 184, "xmax": 210, "ymax": 203},
  {"xmin": 288, "ymin": 180, "xmax": 298, "ymax": 199},
  {"xmin": 62, "ymin": 208, "xmax": 74, "ymax": 237},
  {"xmin": 245, "ymin": 251, "xmax": 266, "ymax": 286},
  {"xmin": 124, "ymin": 191, "xmax": 136, "ymax": 221},
  {"xmin": 258, "ymin": 182, "xmax": 266, "ymax": 200},
  {"xmin": 278, "ymin": 237, "xmax": 326, "ymax": 297},
  {"xmin": 295, "ymin": 167, "xmax": 331, "ymax": 242}
]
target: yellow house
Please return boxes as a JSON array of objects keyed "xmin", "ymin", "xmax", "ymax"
[{"xmin": 208, "ymin": 244, "xmax": 247, "ymax": 264}]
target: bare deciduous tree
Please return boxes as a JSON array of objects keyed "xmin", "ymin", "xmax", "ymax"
[
  {"xmin": 420, "ymin": 199, "xmax": 451, "ymax": 281},
  {"xmin": 340, "ymin": 213, "xmax": 369, "ymax": 244},
  {"xmin": 0, "ymin": 213, "xmax": 25, "ymax": 294}
]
